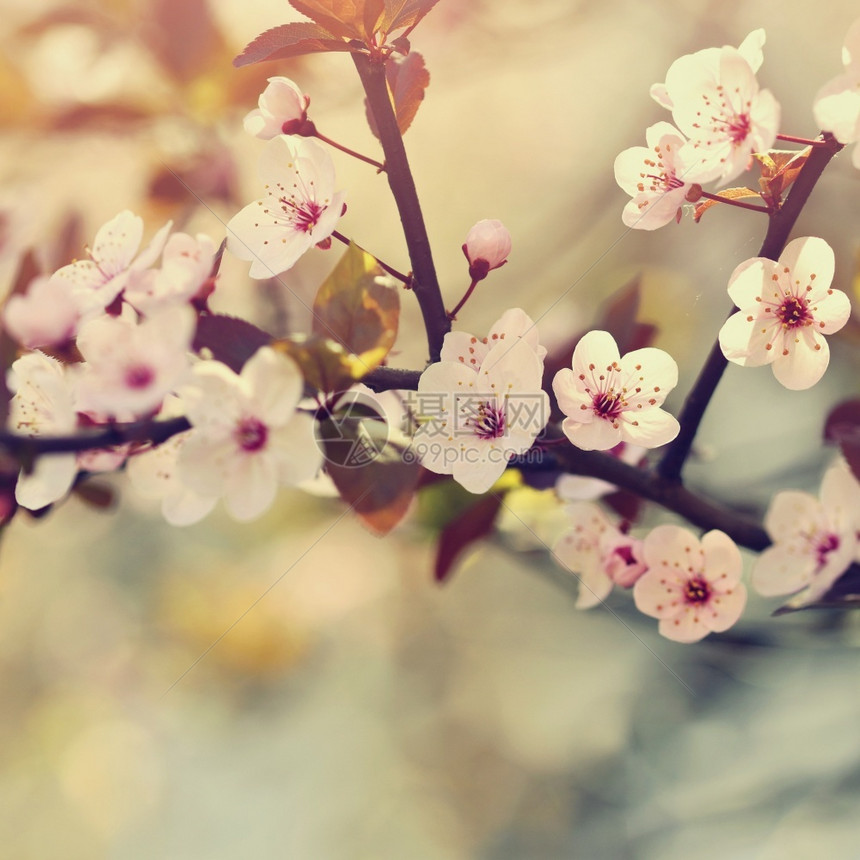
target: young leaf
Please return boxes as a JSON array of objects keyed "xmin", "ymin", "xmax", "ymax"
[
  {"xmin": 274, "ymin": 334, "xmax": 371, "ymax": 392},
  {"xmin": 434, "ymin": 494, "xmax": 504, "ymax": 583},
  {"xmin": 289, "ymin": 0, "xmax": 386, "ymax": 41},
  {"xmin": 233, "ymin": 22, "xmax": 352, "ymax": 68},
  {"xmin": 312, "ymin": 243, "xmax": 400, "ymax": 368},
  {"xmin": 365, "ymin": 52, "xmax": 430, "ymax": 137},
  {"xmin": 755, "ymin": 148, "xmax": 811, "ymax": 209},
  {"xmin": 382, "ymin": 0, "xmax": 443, "ymax": 34}
]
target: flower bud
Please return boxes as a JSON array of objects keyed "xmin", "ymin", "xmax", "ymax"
[
  {"xmin": 462, "ymin": 219, "xmax": 511, "ymax": 281},
  {"xmin": 243, "ymin": 77, "xmax": 311, "ymax": 140}
]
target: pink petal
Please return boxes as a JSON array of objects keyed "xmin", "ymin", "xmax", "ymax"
[
  {"xmin": 658, "ymin": 609, "xmax": 711, "ymax": 643},
  {"xmin": 771, "ymin": 327, "xmax": 830, "ymax": 390},
  {"xmin": 643, "ymin": 524, "xmax": 704, "ymax": 573},
  {"xmin": 619, "ymin": 408, "xmax": 679, "ymax": 449},
  {"xmin": 726, "ymin": 256, "xmax": 775, "ymax": 308},
  {"xmin": 562, "ymin": 415, "xmax": 621, "ymax": 451},
  {"xmin": 752, "ymin": 545, "xmax": 817, "ymax": 596},
  {"xmin": 718, "ymin": 309, "xmax": 777, "ymax": 367},
  {"xmin": 811, "ymin": 288, "xmax": 851, "ymax": 334},
  {"xmin": 702, "ymin": 583, "xmax": 747, "ymax": 632},
  {"xmin": 701, "ymin": 529, "xmax": 744, "ymax": 588},
  {"xmin": 778, "ymin": 237, "xmax": 835, "ymax": 296},
  {"xmin": 633, "ymin": 569, "xmax": 682, "ymax": 619}
]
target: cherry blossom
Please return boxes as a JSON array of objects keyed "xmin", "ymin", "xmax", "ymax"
[
  {"xmin": 440, "ymin": 308, "xmax": 547, "ymax": 370},
  {"xmin": 752, "ymin": 459, "xmax": 860, "ymax": 603},
  {"xmin": 52, "ymin": 210, "xmax": 172, "ymax": 318},
  {"xmin": 124, "ymin": 232, "xmax": 217, "ymax": 315},
  {"xmin": 7, "ymin": 352, "xmax": 79, "ymax": 510},
  {"xmin": 125, "ymin": 397, "xmax": 218, "ymax": 527},
  {"xmin": 652, "ymin": 30, "xmax": 779, "ymax": 185},
  {"xmin": 614, "ymin": 122, "xmax": 691, "ymax": 229},
  {"xmin": 226, "ymin": 136, "xmax": 346, "ymax": 279},
  {"xmin": 75, "ymin": 307, "xmax": 195, "ymax": 418},
  {"xmin": 3, "ymin": 273, "xmax": 79, "ymax": 348},
  {"xmin": 633, "ymin": 526, "xmax": 747, "ymax": 643},
  {"xmin": 462, "ymin": 219, "xmax": 511, "ymax": 280},
  {"xmin": 244, "ymin": 76, "xmax": 310, "ymax": 139},
  {"xmin": 813, "ymin": 17, "xmax": 860, "ymax": 169},
  {"xmin": 553, "ymin": 502, "xmax": 647, "ymax": 609},
  {"xmin": 718, "ymin": 237, "xmax": 851, "ymax": 390},
  {"xmin": 176, "ymin": 347, "xmax": 322, "ymax": 522},
  {"xmin": 553, "ymin": 330, "xmax": 680, "ymax": 451},
  {"xmin": 411, "ymin": 339, "xmax": 548, "ymax": 493}
]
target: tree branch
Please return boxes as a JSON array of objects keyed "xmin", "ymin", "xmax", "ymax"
[
  {"xmin": 352, "ymin": 51, "xmax": 450, "ymax": 362},
  {"xmin": 657, "ymin": 133, "xmax": 844, "ymax": 482}
]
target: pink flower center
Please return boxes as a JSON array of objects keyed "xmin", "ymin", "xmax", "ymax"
[
  {"xmin": 775, "ymin": 294, "xmax": 812, "ymax": 329},
  {"xmin": 683, "ymin": 576, "xmax": 711, "ymax": 605},
  {"xmin": 125, "ymin": 365, "xmax": 155, "ymax": 389},
  {"xmin": 725, "ymin": 112, "xmax": 751, "ymax": 144},
  {"xmin": 235, "ymin": 416, "xmax": 268, "ymax": 452},
  {"xmin": 466, "ymin": 401, "xmax": 506, "ymax": 440},
  {"xmin": 593, "ymin": 391, "xmax": 623, "ymax": 420},
  {"xmin": 279, "ymin": 195, "xmax": 324, "ymax": 234},
  {"xmin": 815, "ymin": 532, "xmax": 840, "ymax": 568}
]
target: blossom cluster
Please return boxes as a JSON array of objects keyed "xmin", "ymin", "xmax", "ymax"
[{"xmin": 2, "ymin": 14, "xmax": 860, "ymax": 651}]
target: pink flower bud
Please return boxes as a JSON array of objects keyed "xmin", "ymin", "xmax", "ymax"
[
  {"xmin": 243, "ymin": 77, "xmax": 311, "ymax": 140},
  {"xmin": 462, "ymin": 219, "xmax": 511, "ymax": 281}
]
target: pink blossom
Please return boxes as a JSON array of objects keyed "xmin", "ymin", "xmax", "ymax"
[
  {"xmin": 552, "ymin": 330, "xmax": 679, "ymax": 451},
  {"xmin": 653, "ymin": 30, "xmax": 779, "ymax": 185},
  {"xmin": 614, "ymin": 122, "xmax": 691, "ymax": 229},
  {"xmin": 753, "ymin": 460, "xmax": 860, "ymax": 604},
  {"xmin": 813, "ymin": 18, "xmax": 860, "ymax": 169},
  {"xmin": 52, "ymin": 210, "xmax": 171, "ymax": 318},
  {"xmin": 7, "ymin": 352, "xmax": 79, "ymax": 510},
  {"xmin": 412, "ymin": 339, "xmax": 548, "ymax": 493},
  {"xmin": 440, "ymin": 308, "xmax": 547, "ymax": 370},
  {"xmin": 553, "ymin": 502, "xmax": 647, "ymax": 608},
  {"xmin": 176, "ymin": 347, "xmax": 322, "ymax": 522},
  {"xmin": 244, "ymin": 76, "xmax": 310, "ymax": 139},
  {"xmin": 124, "ymin": 232, "xmax": 217, "ymax": 315},
  {"xmin": 3, "ymin": 273, "xmax": 79, "ymax": 348},
  {"xmin": 634, "ymin": 526, "xmax": 747, "ymax": 643},
  {"xmin": 718, "ymin": 237, "xmax": 851, "ymax": 390},
  {"xmin": 227, "ymin": 137, "xmax": 345, "ymax": 279},
  {"xmin": 75, "ymin": 307, "xmax": 195, "ymax": 418},
  {"xmin": 462, "ymin": 219, "xmax": 511, "ymax": 281}
]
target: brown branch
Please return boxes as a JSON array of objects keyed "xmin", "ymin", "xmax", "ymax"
[
  {"xmin": 352, "ymin": 51, "xmax": 450, "ymax": 362},
  {"xmin": 657, "ymin": 133, "xmax": 844, "ymax": 482}
]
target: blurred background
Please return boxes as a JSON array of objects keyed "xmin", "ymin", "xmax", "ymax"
[{"xmin": 1, "ymin": 0, "xmax": 860, "ymax": 857}]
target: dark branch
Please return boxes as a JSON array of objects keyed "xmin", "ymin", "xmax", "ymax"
[
  {"xmin": 657, "ymin": 133, "xmax": 844, "ymax": 482},
  {"xmin": 352, "ymin": 52, "xmax": 450, "ymax": 362}
]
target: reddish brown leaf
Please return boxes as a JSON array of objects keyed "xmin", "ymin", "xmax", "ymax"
[
  {"xmin": 193, "ymin": 314, "xmax": 272, "ymax": 373},
  {"xmin": 365, "ymin": 51, "xmax": 430, "ymax": 137},
  {"xmin": 318, "ymin": 410, "xmax": 420, "ymax": 535},
  {"xmin": 289, "ymin": 0, "xmax": 385, "ymax": 40},
  {"xmin": 434, "ymin": 494, "xmax": 504, "ymax": 583},
  {"xmin": 824, "ymin": 399, "xmax": 860, "ymax": 483},
  {"xmin": 233, "ymin": 22, "xmax": 352, "ymax": 67},
  {"xmin": 383, "ymin": 0, "xmax": 442, "ymax": 34}
]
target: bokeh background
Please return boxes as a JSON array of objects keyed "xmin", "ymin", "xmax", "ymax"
[{"xmin": 1, "ymin": 0, "xmax": 860, "ymax": 857}]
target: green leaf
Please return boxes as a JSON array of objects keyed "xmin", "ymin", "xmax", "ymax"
[
  {"xmin": 273, "ymin": 334, "xmax": 368, "ymax": 393},
  {"xmin": 312, "ymin": 242, "xmax": 400, "ymax": 374}
]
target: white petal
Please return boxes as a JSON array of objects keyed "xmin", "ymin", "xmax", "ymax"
[
  {"xmin": 771, "ymin": 327, "xmax": 830, "ymax": 390},
  {"xmin": 620, "ymin": 408, "xmax": 679, "ymax": 449}
]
